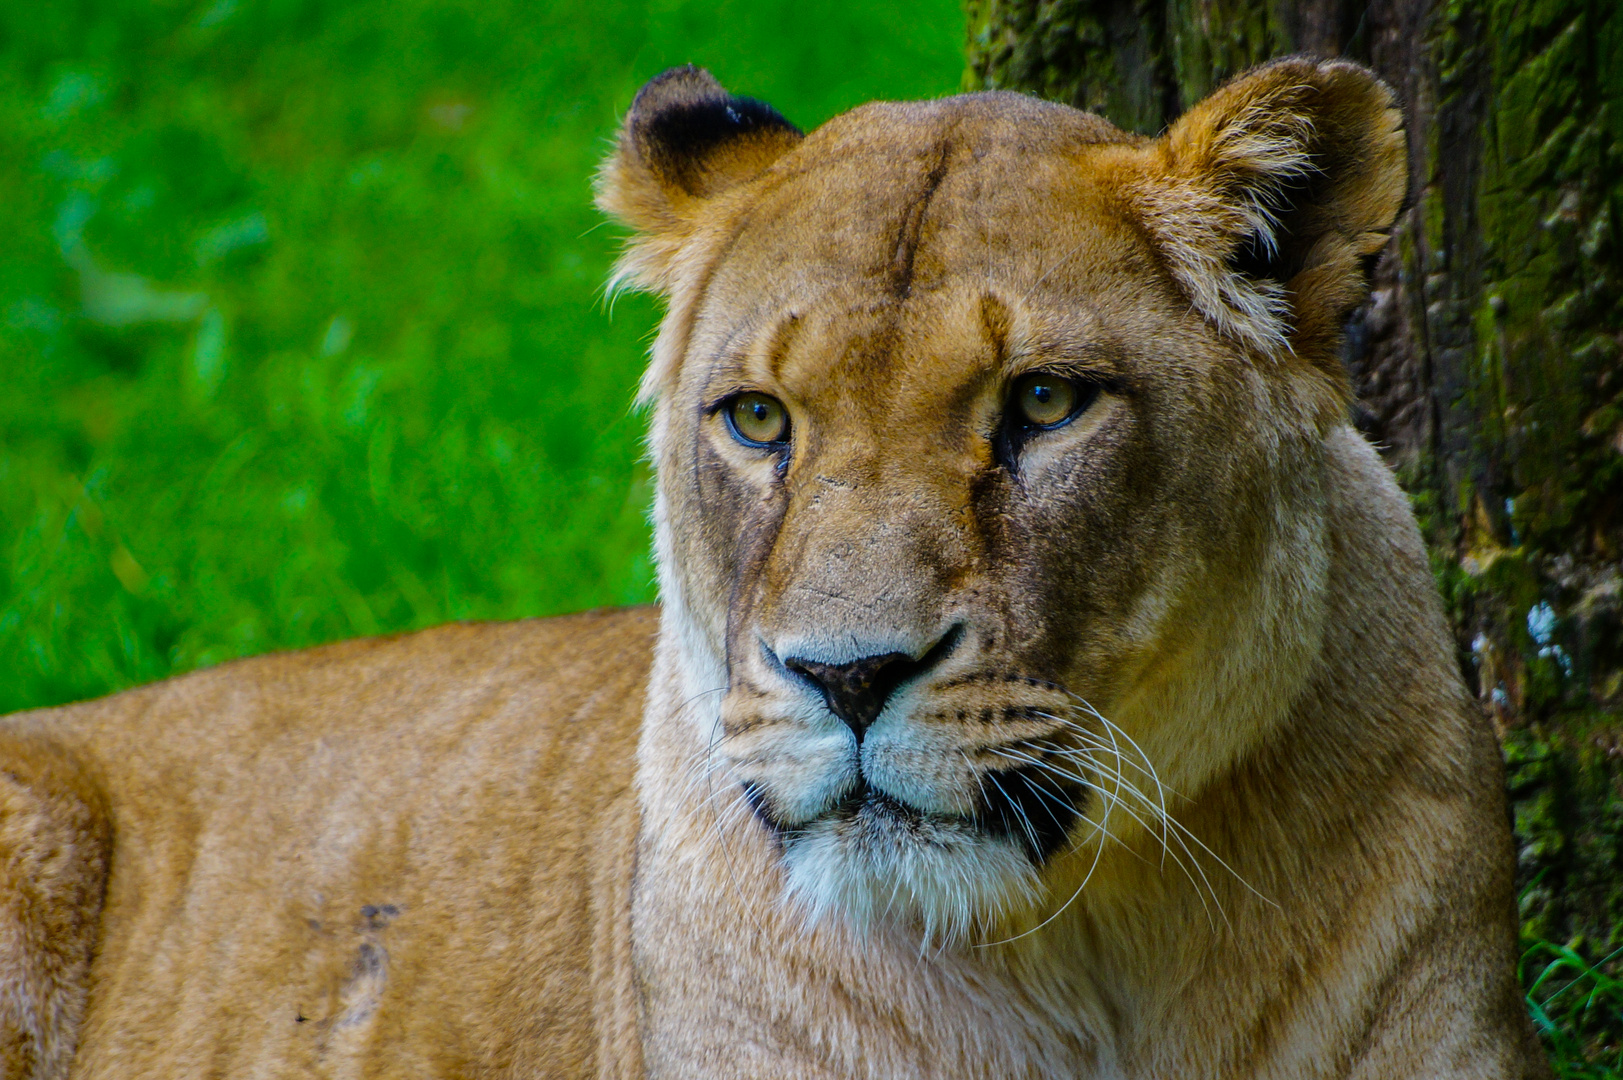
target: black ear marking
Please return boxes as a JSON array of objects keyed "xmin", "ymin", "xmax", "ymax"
[
  {"xmin": 629, "ymin": 65, "xmax": 801, "ymax": 198},
  {"xmin": 1226, "ymin": 168, "xmax": 1318, "ymax": 284},
  {"xmin": 1227, "ymin": 230, "xmax": 1287, "ymax": 282},
  {"xmin": 597, "ymin": 66, "xmax": 801, "ymax": 296}
]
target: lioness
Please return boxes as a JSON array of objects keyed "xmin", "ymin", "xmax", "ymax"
[{"xmin": 0, "ymin": 58, "xmax": 1548, "ymax": 1078}]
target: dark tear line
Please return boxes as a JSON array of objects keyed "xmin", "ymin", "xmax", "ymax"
[{"xmin": 889, "ymin": 141, "xmax": 952, "ymax": 299}]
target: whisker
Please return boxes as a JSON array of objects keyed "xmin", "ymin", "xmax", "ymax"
[
  {"xmin": 986, "ymin": 749, "xmax": 1208, "ymax": 922},
  {"xmin": 696, "ymin": 686, "xmax": 771, "ymax": 940},
  {"xmin": 1061, "ymin": 745, "xmax": 1224, "ymax": 925},
  {"xmin": 1070, "ymin": 697, "xmax": 1174, "ymax": 839},
  {"xmin": 985, "ymin": 769, "xmax": 1042, "ymax": 856},
  {"xmin": 975, "ymin": 799, "xmax": 1112, "ymax": 949},
  {"xmin": 1068, "ymin": 696, "xmax": 1272, "ymax": 915},
  {"xmin": 1031, "ymin": 726, "xmax": 1166, "ymax": 789},
  {"xmin": 998, "ymin": 751, "xmax": 1193, "ymax": 884},
  {"xmin": 1037, "ymin": 705, "xmax": 1175, "ymax": 874},
  {"xmin": 1008, "ymin": 718, "xmax": 1229, "ymax": 926},
  {"xmin": 961, "ymin": 748, "xmax": 996, "ymax": 819},
  {"xmin": 1065, "ymin": 774, "xmax": 1218, "ymax": 926},
  {"xmin": 1015, "ymin": 770, "xmax": 1083, "ymax": 834},
  {"xmin": 1152, "ymin": 807, "xmax": 1278, "ymax": 912}
]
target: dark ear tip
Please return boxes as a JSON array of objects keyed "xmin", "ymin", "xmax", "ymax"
[
  {"xmin": 627, "ymin": 66, "xmax": 798, "ymax": 142},
  {"xmin": 623, "ymin": 67, "xmax": 800, "ymax": 197},
  {"xmin": 630, "ymin": 65, "xmax": 728, "ymax": 117}
]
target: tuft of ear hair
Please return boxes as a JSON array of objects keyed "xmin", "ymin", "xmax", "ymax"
[
  {"xmin": 1128, "ymin": 57, "xmax": 1407, "ymax": 362},
  {"xmin": 596, "ymin": 66, "xmax": 802, "ymax": 295}
]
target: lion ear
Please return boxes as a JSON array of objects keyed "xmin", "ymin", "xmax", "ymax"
[
  {"xmin": 1129, "ymin": 58, "xmax": 1407, "ymax": 361},
  {"xmin": 596, "ymin": 66, "xmax": 803, "ymax": 295}
]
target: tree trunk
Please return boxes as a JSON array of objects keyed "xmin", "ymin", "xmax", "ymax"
[{"xmin": 968, "ymin": 0, "xmax": 1622, "ymax": 1048}]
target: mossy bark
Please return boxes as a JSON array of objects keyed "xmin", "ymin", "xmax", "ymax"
[{"xmin": 968, "ymin": 0, "xmax": 1623, "ymax": 1049}]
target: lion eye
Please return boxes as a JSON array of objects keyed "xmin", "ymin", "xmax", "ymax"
[
  {"xmin": 725, "ymin": 392, "xmax": 790, "ymax": 447},
  {"xmin": 1012, "ymin": 374, "xmax": 1085, "ymax": 429}
]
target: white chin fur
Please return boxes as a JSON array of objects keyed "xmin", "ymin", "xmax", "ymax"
[{"xmin": 780, "ymin": 814, "xmax": 1041, "ymax": 947}]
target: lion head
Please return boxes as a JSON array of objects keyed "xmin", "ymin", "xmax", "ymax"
[{"xmin": 598, "ymin": 60, "xmax": 1405, "ymax": 944}]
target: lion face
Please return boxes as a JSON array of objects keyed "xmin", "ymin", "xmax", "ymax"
[{"xmin": 600, "ymin": 64, "xmax": 1405, "ymax": 941}]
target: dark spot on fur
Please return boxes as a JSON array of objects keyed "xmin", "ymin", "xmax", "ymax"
[
  {"xmin": 741, "ymin": 781, "xmax": 791, "ymax": 852},
  {"xmin": 354, "ymin": 941, "xmax": 384, "ymax": 978},
  {"xmin": 360, "ymin": 904, "xmax": 400, "ymax": 930},
  {"xmin": 645, "ymin": 97, "xmax": 796, "ymax": 170},
  {"xmin": 1228, "ymin": 230, "xmax": 1285, "ymax": 281}
]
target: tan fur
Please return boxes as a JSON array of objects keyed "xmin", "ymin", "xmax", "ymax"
[
  {"xmin": 0, "ymin": 613, "xmax": 651, "ymax": 1078},
  {"xmin": 1, "ymin": 59, "xmax": 1546, "ymax": 1077}
]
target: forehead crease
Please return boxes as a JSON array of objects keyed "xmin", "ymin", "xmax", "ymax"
[
  {"xmin": 715, "ymin": 115, "xmax": 965, "ymax": 293},
  {"xmin": 775, "ymin": 301, "xmax": 895, "ymax": 393},
  {"xmin": 698, "ymin": 113, "xmax": 1148, "ymax": 389}
]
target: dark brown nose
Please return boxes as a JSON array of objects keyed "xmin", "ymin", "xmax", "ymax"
[{"xmin": 783, "ymin": 629, "xmax": 959, "ymax": 742}]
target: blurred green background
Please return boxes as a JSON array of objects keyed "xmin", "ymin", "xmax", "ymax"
[{"xmin": 0, "ymin": 0, "xmax": 964, "ymax": 713}]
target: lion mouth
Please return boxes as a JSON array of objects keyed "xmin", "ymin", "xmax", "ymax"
[
  {"xmin": 744, "ymin": 777, "xmax": 925, "ymax": 836},
  {"xmin": 833, "ymin": 781, "xmax": 928, "ymax": 833},
  {"xmin": 746, "ymin": 766, "xmax": 1082, "ymax": 865}
]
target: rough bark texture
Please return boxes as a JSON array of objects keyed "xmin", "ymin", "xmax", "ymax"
[{"xmin": 968, "ymin": 0, "xmax": 1622, "ymax": 1055}]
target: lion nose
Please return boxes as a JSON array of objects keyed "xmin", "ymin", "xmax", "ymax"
[{"xmin": 783, "ymin": 629, "xmax": 959, "ymax": 742}]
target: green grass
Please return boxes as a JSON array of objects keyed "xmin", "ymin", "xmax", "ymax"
[
  {"xmin": 0, "ymin": 0, "xmax": 965, "ymax": 711},
  {"xmin": 1523, "ymin": 934, "xmax": 1623, "ymax": 1076},
  {"xmin": 0, "ymin": 2, "xmax": 1612, "ymax": 1073}
]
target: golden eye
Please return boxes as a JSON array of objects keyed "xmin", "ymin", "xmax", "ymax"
[
  {"xmin": 726, "ymin": 392, "xmax": 790, "ymax": 446},
  {"xmin": 1013, "ymin": 374, "xmax": 1079, "ymax": 428}
]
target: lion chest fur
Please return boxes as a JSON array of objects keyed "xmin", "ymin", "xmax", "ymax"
[{"xmin": 0, "ymin": 60, "xmax": 1548, "ymax": 1080}]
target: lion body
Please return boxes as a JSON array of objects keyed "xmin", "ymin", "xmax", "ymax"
[
  {"xmin": 0, "ymin": 612, "xmax": 650, "ymax": 1078},
  {"xmin": 0, "ymin": 59, "xmax": 1549, "ymax": 1078}
]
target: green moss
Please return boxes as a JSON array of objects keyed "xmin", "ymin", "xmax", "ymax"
[
  {"xmin": 1162, "ymin": 0, "xmax": 1279, "ymax": 108},
  {"xmin": 963, "ymin": 0, "xmax": 1179, "ymax": 134}
]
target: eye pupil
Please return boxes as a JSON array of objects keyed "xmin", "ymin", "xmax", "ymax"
[
  {"xmin": 1013, "ymin": 374, "xmax": 1081, "ymax": 429},
  {"xmin": 727, "ymin": 392, "xmax": 789, "ymax": 446}
]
